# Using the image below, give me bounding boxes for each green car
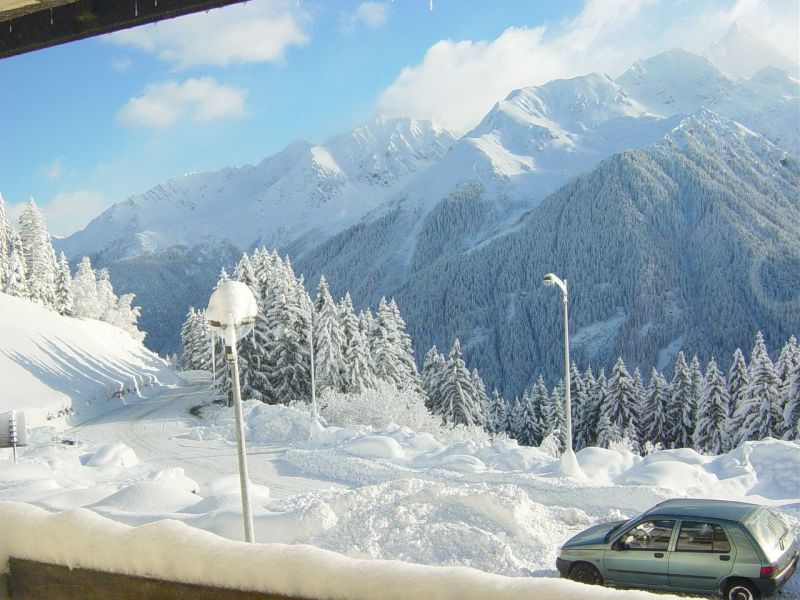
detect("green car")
[556,499,798,600]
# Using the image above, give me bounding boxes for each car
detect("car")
[556,498,798,600]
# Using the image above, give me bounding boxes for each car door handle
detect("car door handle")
[720,555,730,561]
[654,553,664,558]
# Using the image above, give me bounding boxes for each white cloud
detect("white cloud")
[107,0,309,68]
[5,191,106,237]
[378,0,799,133]
[117,78,246,128]
[40,159,64,181]
[111,57,132,72]
[341,2,391,33]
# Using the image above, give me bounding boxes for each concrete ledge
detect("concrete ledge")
[8,558,299,600]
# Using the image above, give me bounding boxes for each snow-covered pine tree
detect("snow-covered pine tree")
[509,396,524,440]
[726,347,749,447]
[438,339,480,427]
[471,368,490,429]
[595,414,620,449]
[739,332,783,441]
[54,252,73,316]
[487,389,508,435]
[591,368,608,446]
[388,299,422,393]
[632,368,647,432]
[667,352,694,449]
[516,390,539,446]
[18,199,57,307]
[574,367,597,449]
[603,357,639,447]
[371,298,401,387]
[180,308,198,369]
[0,194,12,290]
[313,276,345,392]
[547,383,567,452]
[5,247,29,298]
[643,368,670,449]
[344,325,374,394]
[569,363,590,450]
[71,257,98,318]
[784,358,800,440]
[96,269,118,321]
[695,357,729,455]
[688,356,703,449]
[530,376,549,445]
[338,293,361,391]
[107,293,145,342]
[422,346,442,412]
[776,336,799,433]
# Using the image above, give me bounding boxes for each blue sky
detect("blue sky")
[0,0,796,236]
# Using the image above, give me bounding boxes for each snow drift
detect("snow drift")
[0,292,180,426]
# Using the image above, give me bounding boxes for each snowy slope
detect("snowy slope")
[0,292,180,426]
[58,116,454,262]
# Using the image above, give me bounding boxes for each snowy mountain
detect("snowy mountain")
[59,47,799,368]
[300,109,799,395]
[59,116,454,262]
[704,23,799,80]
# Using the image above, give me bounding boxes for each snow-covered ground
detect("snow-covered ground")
[2,374,798,598]
[0,292,180,426]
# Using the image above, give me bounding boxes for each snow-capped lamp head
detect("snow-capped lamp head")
[543,272,567,296]
[206,280,257,360]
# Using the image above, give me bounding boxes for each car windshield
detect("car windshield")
[744,508,790,563]
[605,515,639,542]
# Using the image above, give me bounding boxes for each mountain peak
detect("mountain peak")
[704,23,799,79]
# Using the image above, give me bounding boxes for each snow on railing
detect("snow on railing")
[0,502,688,600]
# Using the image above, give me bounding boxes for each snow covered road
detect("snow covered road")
[69,375,346,499]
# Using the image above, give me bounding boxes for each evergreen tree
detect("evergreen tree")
[643,368,670,448]
[688,356,703,449]
[487,389,508,435]
[388,299,422,393]
[695,358,729,455]
[338,293,361,391]
[53,252,74,316]
[313,276,345,392]
[0,194,12,291]
[546,383,567,452]
[596,414,620,449]
[603,358,639,447]
[515,391,539,446]
[422,346,442,412]
[509,397,524,440]
[726,348,749,448]
[739,332,783,441]
[344,326,374,394]
[574,367,597,449]
[180,308,198,369]
[18,199,57,307]
[530,376,549,445]
[471,368,490,428]
[667,352,694,449]
[71,257,99,318]
[4,247,29,298]
[569,363,590,450]
[437,339,480,427]
[784,358,800,440]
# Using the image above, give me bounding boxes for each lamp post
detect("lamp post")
[206,280,258,543]
[543,273,582,477]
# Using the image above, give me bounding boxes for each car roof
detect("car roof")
[644,498,760,523]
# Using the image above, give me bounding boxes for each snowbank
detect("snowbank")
[0,292,180,427]
[0,501,691,600]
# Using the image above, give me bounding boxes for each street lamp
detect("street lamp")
[206,280,258,543]
[542,273,583,478]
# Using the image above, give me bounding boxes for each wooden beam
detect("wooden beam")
[0,0,249,59]
[8,558,304,600]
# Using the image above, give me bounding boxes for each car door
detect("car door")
[668,520,736,592]
[604,519,676,589]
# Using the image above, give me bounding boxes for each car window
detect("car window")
[676,521,730,552]
[620,519,675,550]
